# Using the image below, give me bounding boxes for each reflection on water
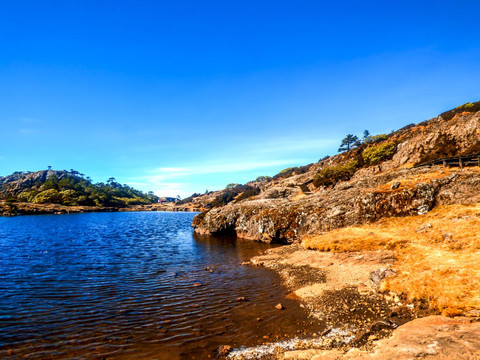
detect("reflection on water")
[0,212,322,359]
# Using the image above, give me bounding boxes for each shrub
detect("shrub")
[313,160,360,187]
[273,167,296,179]
[33,189,61,204]
[364,134,388,143]
[210,190,238,207]
[226,183,240,190]
[255,176,271,182]
[272,164,313,180]
[210,184,254,207]
[440,100,480,121]
[235,187,260,202]
[17,190,38,202]
[362,141,397,165]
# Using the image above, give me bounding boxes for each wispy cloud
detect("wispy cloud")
[148,159,300,181]
[125,136,338,197]
[126,158,301,197]
[18,128,37,135]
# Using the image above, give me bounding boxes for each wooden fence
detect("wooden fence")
[416,153,480,168]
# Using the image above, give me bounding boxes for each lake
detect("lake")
[0,212,321,359]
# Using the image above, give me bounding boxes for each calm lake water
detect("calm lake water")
[0,212,321,359]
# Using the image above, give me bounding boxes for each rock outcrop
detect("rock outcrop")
[282,316,480,360]
[193,109,480,243]
[194,167,480,243]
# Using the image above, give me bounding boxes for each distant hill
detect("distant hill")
[0,169,159,207]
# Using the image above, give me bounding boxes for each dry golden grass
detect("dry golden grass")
[374,168,461,193]
[302,204,480,315]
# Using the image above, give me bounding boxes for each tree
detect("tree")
[70,169,80,177]
[338,134,359,152]
[255,176,271,182]
[363,130,370,140]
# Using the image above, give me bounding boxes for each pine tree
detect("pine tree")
[338,134,359,152]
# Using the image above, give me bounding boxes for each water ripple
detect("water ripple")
[0,212,323,359]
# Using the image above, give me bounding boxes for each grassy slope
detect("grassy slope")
[303,187,480,316]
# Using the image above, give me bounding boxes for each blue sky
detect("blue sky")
[1,1,480,197]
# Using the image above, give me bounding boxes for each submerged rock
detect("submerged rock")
[217,344,232,356]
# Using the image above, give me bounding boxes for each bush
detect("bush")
[273,167,296,179]
[17,190,39,202]
[235,187,260,202]
[254,176,272,182]
[313,160,360,187]
[210,184,253,208]
[364,134,388,143]
[210,190,238,207]
[362,141,397,165]
[225,183,240,190]
[440,100,480,121]
[33,189,61,204]
[272,164,313,180]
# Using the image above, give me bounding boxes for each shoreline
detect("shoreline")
[0,201,202,217]
[226,243,480,359]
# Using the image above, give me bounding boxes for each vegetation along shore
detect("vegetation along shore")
[0,169,201,216]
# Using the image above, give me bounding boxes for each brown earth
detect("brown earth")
[231,242,480,360]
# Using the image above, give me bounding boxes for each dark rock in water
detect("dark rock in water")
[193,282,202,287]
[217,344,232,356]
[275,303,285,310]
[236,296,248,302]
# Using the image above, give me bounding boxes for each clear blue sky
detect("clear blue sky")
[1,1,480,197]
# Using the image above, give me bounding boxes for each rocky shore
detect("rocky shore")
[193,109,480,243]
[0,201,200,217]
[195,107,480,359]
[223,244,480,359]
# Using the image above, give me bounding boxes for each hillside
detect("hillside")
[0,169,159,215]
[191,101,480,359]
[191,101,480,242]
